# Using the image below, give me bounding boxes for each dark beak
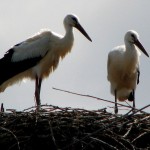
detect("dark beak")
[75,23,92,42]
[135,39,149,57]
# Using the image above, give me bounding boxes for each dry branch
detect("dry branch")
[0,104,150,150]
[53,87,150,114]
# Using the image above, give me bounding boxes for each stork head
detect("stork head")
[64,14,92,42]
[125,30,149,57]
[124,30,139,43]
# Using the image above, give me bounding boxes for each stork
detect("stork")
[107,30,149,114]
[0,14,92,110]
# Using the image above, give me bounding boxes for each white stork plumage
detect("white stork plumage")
[0,14,92,110]
[107,30,149,114]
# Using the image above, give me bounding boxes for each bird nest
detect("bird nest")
[0,104,150,150]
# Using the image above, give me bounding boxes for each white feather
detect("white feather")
[11,30,53,62]
[0,14,92,109]
[107,30,147,101]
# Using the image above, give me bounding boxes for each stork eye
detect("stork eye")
[131,34,135,39]
[72,17,78,23]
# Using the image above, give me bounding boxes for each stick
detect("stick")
[52,87,149,113]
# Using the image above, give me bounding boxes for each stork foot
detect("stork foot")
[131,107,136,113]
[36,104,41,111]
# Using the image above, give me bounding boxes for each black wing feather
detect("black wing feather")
[0,48,44,85]
[137,68,140,84]
[128,68,140,101]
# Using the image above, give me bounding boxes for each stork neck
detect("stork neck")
[61,25,74,48]
[56,25,74,58]
[64,25,74,41]
[124,42,139,67]
[123,43,139,74]
[125,42,136,55]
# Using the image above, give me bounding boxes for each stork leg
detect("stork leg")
[132,90,135,111]
[35,76,42,110]
[38,78,42,98]
[128,90,135,112]
[114,89,118,114]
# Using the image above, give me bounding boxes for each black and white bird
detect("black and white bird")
[0,14,92,110]
[107,30,149,114]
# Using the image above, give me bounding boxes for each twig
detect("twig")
[1,103,4,112]
[132,131,149,143]
[123,125,133,138]
[48,120,58,150]
[0,126,20,150]
[0,105,149,149]
[127,104,150,117]
[62,105,149,150]
[90,137,118,150]
[53,87,149,113]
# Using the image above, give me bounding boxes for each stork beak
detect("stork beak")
[75,23,92,42]
[135,39,149,57]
